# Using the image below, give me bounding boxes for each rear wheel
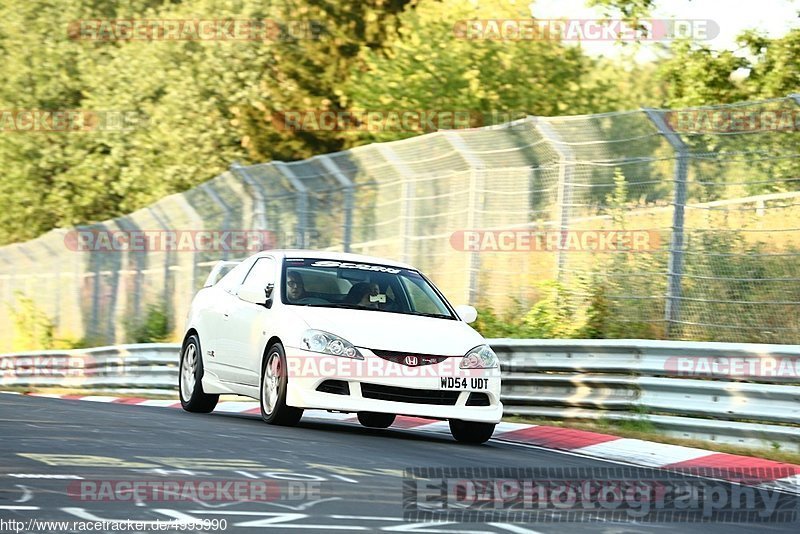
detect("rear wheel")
[260,343,303,426]
[179,334,219,413]
[357,412,396,428]
[449,419,495,444]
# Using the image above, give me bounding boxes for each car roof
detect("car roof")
[250,249,415,270]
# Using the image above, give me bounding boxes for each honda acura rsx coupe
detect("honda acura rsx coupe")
[179,250,502,443]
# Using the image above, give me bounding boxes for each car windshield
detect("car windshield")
[281,258,455,319]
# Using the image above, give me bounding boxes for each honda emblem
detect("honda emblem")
[404,355,419,366]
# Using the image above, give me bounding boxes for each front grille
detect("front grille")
[361,383,460,405]
[370,349,456,367]
[316,380,350,395]
[466,392,490,406]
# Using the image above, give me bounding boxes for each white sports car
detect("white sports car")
[179,250,502,443]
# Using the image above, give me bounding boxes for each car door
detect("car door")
[218,256,277,386]
[201,258,255,380]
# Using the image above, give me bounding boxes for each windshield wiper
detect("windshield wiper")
[307,303,390,312]
[406,312,453,319]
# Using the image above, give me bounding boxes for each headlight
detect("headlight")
[302,329,363,359]
[460,344,498,369]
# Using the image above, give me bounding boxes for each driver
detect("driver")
[286,271,307,301]
[285,270,328,305]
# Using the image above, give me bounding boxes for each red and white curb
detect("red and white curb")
[10,392,800,495]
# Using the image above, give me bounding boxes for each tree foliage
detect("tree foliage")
[0,0,798,245]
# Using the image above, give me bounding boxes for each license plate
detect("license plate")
[440,377,489,390]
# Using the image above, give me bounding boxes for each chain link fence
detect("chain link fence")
[1,95,798,350]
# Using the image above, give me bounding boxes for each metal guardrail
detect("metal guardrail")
[1,340,798,452]
[494,339,800,452]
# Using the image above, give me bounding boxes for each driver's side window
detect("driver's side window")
[238,257,276,300]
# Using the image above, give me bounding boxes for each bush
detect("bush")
[126,303,171,344]
[8,292,88,350]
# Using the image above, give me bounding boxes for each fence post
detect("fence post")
[376,145,415,264]
[274,162,309,249]
[644,108,688,338]
[534,119,574,283]
[318,155,354,253]
[230,162,268,232]
[443,131,484,305]
[200,182,234,258]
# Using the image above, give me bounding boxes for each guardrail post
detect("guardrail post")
[644,108,689,339]
[274,162,309,249]
[318,155,354,252]
[534,119,574,283]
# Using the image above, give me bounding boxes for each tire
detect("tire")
[260,343,303,426]
[357,411,396,428]
[179,334,219,413]
[449,419,496,444]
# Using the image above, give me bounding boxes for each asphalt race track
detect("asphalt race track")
[0,394,796,533]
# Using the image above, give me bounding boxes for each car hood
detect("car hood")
[286,306,485,355]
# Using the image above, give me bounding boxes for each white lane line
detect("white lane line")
[490,524,546,534]
[0,505,39,510]
[8,474,84,479]
[329,515,402,521]
[14,485,33,503]
[330,474,359,484]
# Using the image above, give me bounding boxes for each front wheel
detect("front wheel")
[357,412,396,428]
[260,343,303,426]
[179,334,219,413]
[449,419,495,444]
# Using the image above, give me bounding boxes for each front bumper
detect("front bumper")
[283,346,503,423]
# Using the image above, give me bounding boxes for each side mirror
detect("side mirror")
[264,283,275,308]
[238,285,272,308]
[454,304,478,324]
